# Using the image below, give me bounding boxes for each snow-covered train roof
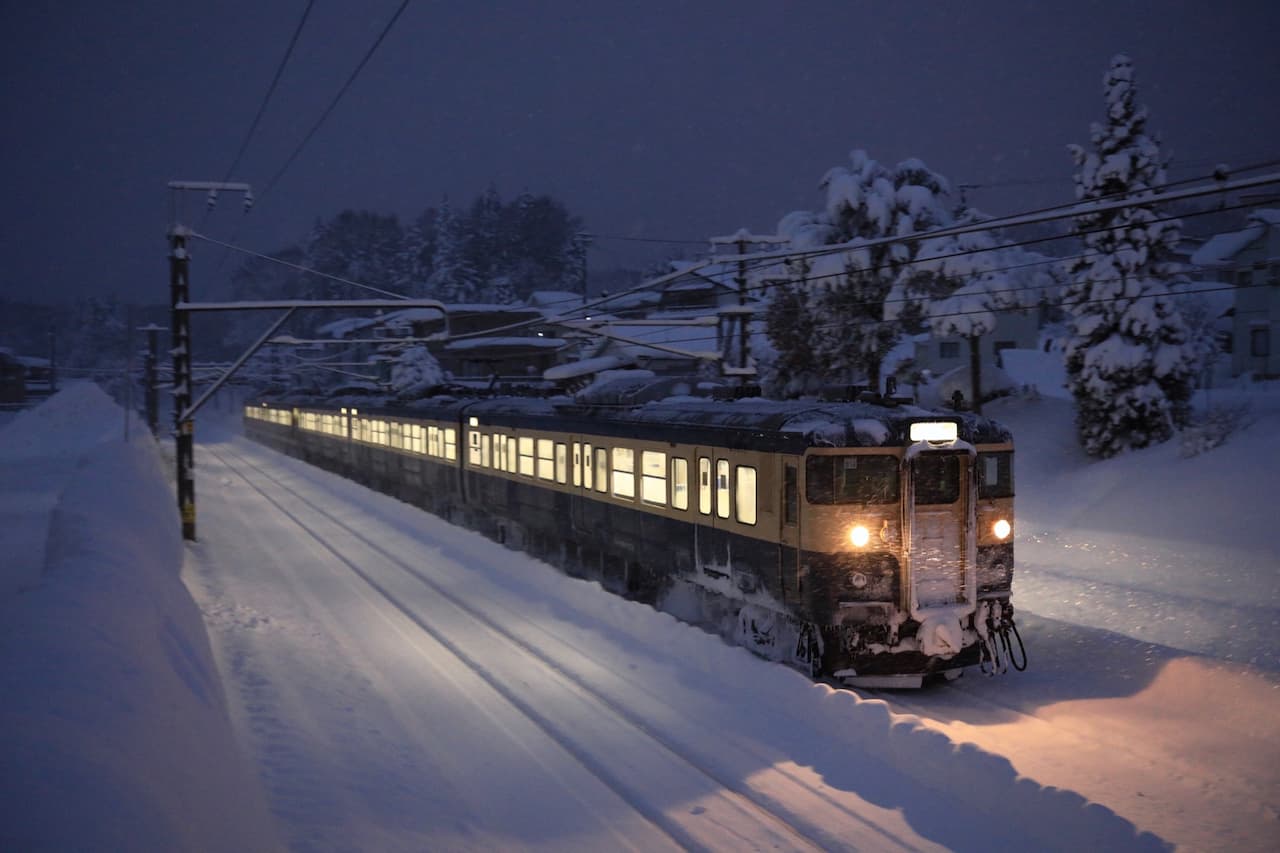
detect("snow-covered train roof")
[273,384,1011,452]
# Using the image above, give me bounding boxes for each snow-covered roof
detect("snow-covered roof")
[525,291,583,310]
[1191,210,1280,267]
[542,354,632,381]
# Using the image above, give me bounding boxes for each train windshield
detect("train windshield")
[912,453,961,504]
[806,454,899,504]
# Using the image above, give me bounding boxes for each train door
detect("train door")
[778,458,801,601]
[905,449,976,616]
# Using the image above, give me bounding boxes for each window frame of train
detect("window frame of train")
[555,442,568,485]
[715,459,730,519]
[698,456,712,515]
[640,450,667,506]
[611,447,636,500]
[594,446,609,493]
[582,443,593,490]
[468,428,483,465]
[735,465,757,525]
[671,457,690,511]
[977,451,1014,499]
[537,438,555,481]
[572,443,582,486]
[805,453,901,505]
[518,436,535,477]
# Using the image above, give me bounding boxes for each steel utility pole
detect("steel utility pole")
[168,180,253,540]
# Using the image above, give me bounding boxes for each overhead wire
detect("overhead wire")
[257,0,412,204]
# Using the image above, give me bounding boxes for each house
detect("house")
[906,309,1042,393]
[1191,209,1280,378]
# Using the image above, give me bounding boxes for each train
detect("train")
[243,378,1025,687]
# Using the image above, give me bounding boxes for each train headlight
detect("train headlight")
[849,525,871,548]
[993,519,1012,540]
[850,571,868,589]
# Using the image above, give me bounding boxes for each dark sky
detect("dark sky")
[2,1,1277,305]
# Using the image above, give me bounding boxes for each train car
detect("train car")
[243,384,1024,687]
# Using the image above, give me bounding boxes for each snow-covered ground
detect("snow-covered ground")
[1,380,1277,851]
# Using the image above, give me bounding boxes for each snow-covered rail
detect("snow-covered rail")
[205,441,924,852]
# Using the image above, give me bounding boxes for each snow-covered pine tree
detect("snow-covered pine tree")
[1063,54,1200,457]
[771,150,955,394]
[389,345,446,399]
[762,266,822,397]
[426,199,481,303]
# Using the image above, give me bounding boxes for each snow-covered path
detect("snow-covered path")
[185,431,1162,852]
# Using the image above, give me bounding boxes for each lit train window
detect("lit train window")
[428,426,440,457]
[735,466,757,525]
[555,443,568,484]
[978,452,1014,499]
[641,451,666,505]
[805,455,899,505]
[572,443,581,487]
[506,436,518,474]
[583,443,593,489]
[412,425,424,454]
[444,428,457,461]
[480,433,490,467]
[612,448,635,499]
[537,439,554,480]
[671,458,689,510]
[715,459,730,519]
[594,447,608,493]
[468,430,482,465]
[698,457,711,515]
[518,437,535,476]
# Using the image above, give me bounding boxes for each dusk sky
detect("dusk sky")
[2,1,1277,306]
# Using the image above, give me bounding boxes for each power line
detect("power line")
[218,1,315,190]
[190,231,408,300]
[258,0,412,204]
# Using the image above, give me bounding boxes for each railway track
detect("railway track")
[205,440,938,852]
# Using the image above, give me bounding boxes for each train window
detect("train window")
[537,438,554,480]
[978,452,1013,499]
[498,435,509,471]
[594,447,608,493]
[468,430,482,465]
[805,455,899,504]
[912,453,960,505]
[715,459,730,519]
[671,458,689,510]
[444,428,457,461]
[641,451,667,505]
[612,447,635,499]
[518,437,535,477]
[572,443,581,487]
[428,426,440,457]
[555,443,568,484]
[481,433,490,468]
[507,436,519,474]
[583,443,593,489]
[735,466,757,525]
[784,463,797,525]
[698,457,712,515]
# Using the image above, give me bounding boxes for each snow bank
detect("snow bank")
[0,390,278,851]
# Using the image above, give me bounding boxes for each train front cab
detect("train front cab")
[791,420,1015,686]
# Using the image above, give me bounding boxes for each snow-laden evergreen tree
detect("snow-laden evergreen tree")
[305,210,407,299]
[426,199,482,303]
[389,345,446,398]
[1063,54,1201,457]
[772,150,953,393]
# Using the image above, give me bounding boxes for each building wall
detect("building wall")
[1228,226,1280,378]
[912,310,1040,381]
